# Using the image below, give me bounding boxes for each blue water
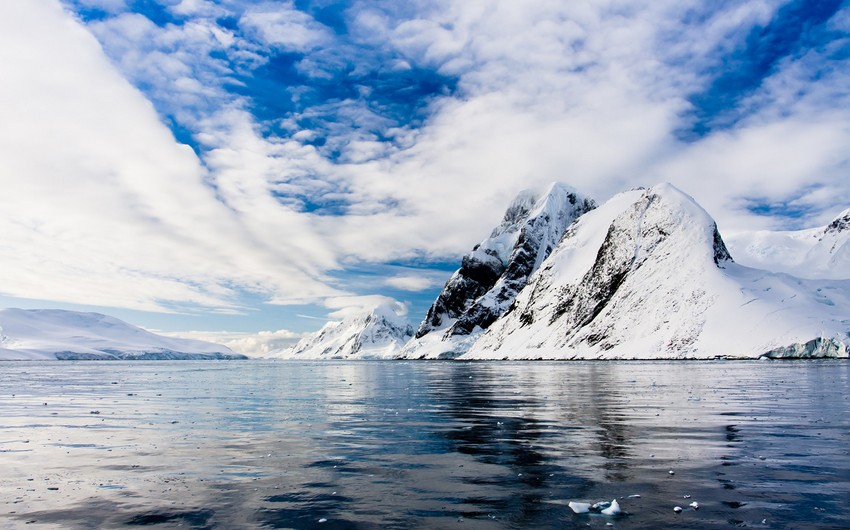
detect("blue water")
[1,360,849,529]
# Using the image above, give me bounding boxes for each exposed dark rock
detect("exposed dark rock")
[447,192,596,336]
[416,259,505,337]
[825,210,850,234]
[712,224,733,265]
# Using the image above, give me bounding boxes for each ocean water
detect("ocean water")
[1,360,849,529]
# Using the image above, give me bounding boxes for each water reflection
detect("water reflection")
[1,361,849,529]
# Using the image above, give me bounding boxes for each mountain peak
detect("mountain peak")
[825,207,850,234]
[273,303,414,360]
[405,182,595,356]
[494,189,538,234]
[466,184,848,360]
[642,183,733,266]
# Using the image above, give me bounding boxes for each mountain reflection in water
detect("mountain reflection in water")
[1,360,849,529]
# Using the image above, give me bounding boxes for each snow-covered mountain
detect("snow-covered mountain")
[0,308,245,360]
[271,303,414,359]
[724,208,850,280]
[401,182,596,359]
[462,184,849,359]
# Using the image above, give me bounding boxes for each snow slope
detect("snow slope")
[0,308,245,360]
[725,208,850,280]
[401,182,596,359]
[464,184,850,359]
[271,303,414,359]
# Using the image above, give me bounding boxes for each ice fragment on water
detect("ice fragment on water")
[568,501,591,514]
[689,501,699,510]
[673,506,683,513]
[601,499,621,516]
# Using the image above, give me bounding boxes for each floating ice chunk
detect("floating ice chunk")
[673,506,683,513]
[568,501,591,514]
[601,499,621,516]
[689,501,699,510]
[668,470,675,475]
[627,494,641,499]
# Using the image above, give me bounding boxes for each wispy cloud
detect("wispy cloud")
[383,275,442,292]
[0,1,343,312]
[2,0,849,323]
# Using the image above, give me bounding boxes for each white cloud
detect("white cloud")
[0,1,343,312]
[240,2,333,52]
[323,295,408,320]
[4,0,850,324]
[162,329,303,357]
[168,0,225,18]
[384,275,441,292]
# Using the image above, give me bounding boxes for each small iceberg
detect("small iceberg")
[601,499,621,516]
[568,501,591,514]
[568,499,625,517]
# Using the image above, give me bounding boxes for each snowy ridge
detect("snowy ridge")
[465,183,850,359]
[272,303,413,360]
[725,207,850,280]
[412,188,538,339]
[0,308,244,360]
[401,182,595,359]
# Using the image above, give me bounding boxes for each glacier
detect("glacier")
[0,308,245,360]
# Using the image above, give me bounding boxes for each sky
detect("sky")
[1,0,849,355]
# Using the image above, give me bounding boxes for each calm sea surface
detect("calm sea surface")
[1,360,849,529]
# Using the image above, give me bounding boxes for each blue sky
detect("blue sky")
[1,0,849,354]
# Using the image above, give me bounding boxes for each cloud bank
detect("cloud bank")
[1,0,848,323]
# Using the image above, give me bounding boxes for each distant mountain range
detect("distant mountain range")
[278,182,850,360]
[0,308,245,360]
[4,183,848,361]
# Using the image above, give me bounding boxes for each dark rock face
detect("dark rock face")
[713,224,733,265]
[548,221,635,332]
[532,190,733,348]
[826,211,850,234]
[415,184,596,340]
[415,256,507,338]
[415,191,537,338]
[448,193,596,336]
